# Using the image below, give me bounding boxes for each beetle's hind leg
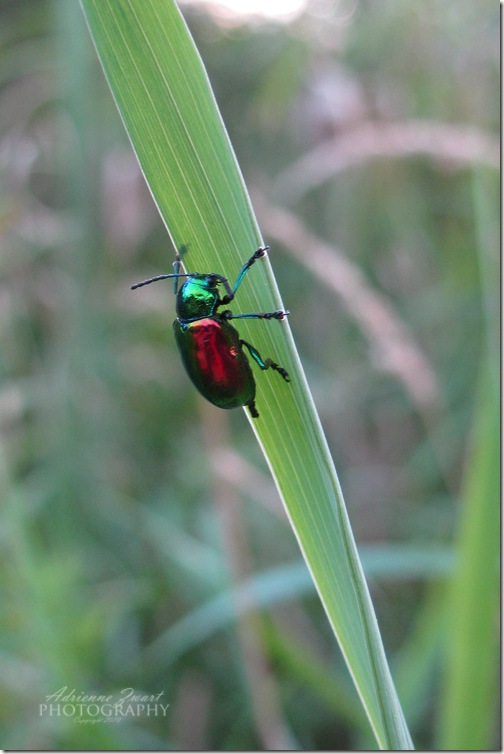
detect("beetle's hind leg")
[247,400,260,419]
[240,340,290,383]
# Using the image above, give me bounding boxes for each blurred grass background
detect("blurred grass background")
[0,0,499,750]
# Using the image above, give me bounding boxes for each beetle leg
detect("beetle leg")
[222,309,289,321]
[172,254,182,294]
[220,246,269,305]
[240,340,290,383]
[214,275,235,304]
[247,400,260,419]
[232,246,269,295]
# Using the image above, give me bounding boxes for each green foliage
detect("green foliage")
[437,169,500,749]
[81,0,411,747]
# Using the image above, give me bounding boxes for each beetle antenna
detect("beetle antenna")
[131,273,191,290]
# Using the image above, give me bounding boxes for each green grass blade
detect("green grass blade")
[437,168,500,749]
[437,363,499,749]
[80,1,412,747]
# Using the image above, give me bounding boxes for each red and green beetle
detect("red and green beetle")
[131,246,290,418]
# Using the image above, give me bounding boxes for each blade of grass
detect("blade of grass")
[80,1,412,747]
[436,168,500,749]
[437,361,499,749]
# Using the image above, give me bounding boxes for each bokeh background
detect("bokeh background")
[1,0,499,749]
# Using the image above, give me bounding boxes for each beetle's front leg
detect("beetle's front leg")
[220,246,269,305]
[222,309,289,321]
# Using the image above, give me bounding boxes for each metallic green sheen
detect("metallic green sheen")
[176,275,219,320]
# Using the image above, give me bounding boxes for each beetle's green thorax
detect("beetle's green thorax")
[176,275,219,320]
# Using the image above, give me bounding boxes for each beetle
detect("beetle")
[131,245,290,418]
